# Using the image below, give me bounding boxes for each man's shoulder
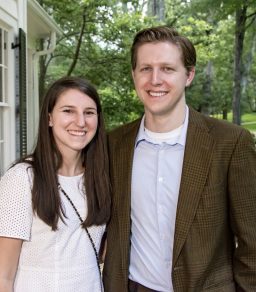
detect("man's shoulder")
[189,107,249,137]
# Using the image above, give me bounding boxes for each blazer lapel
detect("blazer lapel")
[173,109,215,267]
[113,120,141,270]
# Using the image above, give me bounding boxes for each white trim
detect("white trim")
[0,24,15,175]
[26,0,62,153]
[0,0,18,28]
[0,0,62,174]
[28,0,62,36]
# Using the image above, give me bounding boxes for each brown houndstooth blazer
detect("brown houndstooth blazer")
[103,107,256,292]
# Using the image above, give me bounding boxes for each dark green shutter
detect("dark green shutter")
[19,28,27,157]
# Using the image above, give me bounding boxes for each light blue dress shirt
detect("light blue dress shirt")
[129,106,189,292]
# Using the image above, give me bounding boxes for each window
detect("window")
[0,26,8,177]
[0,107,4,177]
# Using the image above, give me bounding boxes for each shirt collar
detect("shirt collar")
[135,105,189,147]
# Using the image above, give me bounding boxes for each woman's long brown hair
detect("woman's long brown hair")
[18,76,111,230]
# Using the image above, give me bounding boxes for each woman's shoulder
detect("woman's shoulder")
[0,161,34,241]
[7,161,33,175]
[1,161,34,187]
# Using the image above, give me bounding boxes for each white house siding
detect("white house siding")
[0,0,20,176]
[0,0,61,177]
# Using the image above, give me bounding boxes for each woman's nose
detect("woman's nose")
[75,113,86,127]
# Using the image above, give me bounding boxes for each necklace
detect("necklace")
[58,184,103,291]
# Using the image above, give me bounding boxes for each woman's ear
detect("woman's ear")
[49,114,53,127]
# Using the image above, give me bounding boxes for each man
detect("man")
[103,26,256,291]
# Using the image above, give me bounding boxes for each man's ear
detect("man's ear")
[186,67,195,87]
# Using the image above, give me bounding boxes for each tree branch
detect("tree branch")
[245,13,256,29]
[67,8,87,76]
[246,10,256,19]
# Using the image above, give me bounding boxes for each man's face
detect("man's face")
[132,42,195,124]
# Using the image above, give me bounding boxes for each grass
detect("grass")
[242,123,256,132]
[239,113,256,133]
[240,112,256,124]
[213,112,256,133]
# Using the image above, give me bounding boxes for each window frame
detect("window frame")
[0,25,8,177]
[0,22,16,178]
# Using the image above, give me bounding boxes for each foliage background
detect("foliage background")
[37,0,256,131]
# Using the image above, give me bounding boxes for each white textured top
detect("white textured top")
[0,163,105,292]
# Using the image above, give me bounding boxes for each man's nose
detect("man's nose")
[151,69,163,85]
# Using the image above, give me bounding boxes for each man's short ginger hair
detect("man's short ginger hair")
[131,25,196,73]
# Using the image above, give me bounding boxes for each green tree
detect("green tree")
[37,0,256,128]
[39,0,158,128]
[188,0,256,124]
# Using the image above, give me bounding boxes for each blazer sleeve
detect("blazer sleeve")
[228,129,256,289]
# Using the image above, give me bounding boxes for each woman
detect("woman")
[0,76,111,292]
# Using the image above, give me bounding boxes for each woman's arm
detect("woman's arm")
[0,237,22,292]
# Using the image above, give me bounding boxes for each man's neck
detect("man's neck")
[144,105,186,133]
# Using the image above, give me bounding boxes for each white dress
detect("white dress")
[0,163,105,292]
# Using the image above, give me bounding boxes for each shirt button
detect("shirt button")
[158,177,163,182]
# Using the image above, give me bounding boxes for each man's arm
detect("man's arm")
[229,130,256,290]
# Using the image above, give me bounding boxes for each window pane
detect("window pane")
[0,107,3,177]
[0,68,2,102]
[4,67,7,102]
[4,30,7,66]
[0,107,2,139]
[0,142,3,177]
[0,29,2,64]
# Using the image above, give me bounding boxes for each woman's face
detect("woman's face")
[49,88,98,157]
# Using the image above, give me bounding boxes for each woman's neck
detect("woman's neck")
[58,166,84,177]
[58,153,84,177]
